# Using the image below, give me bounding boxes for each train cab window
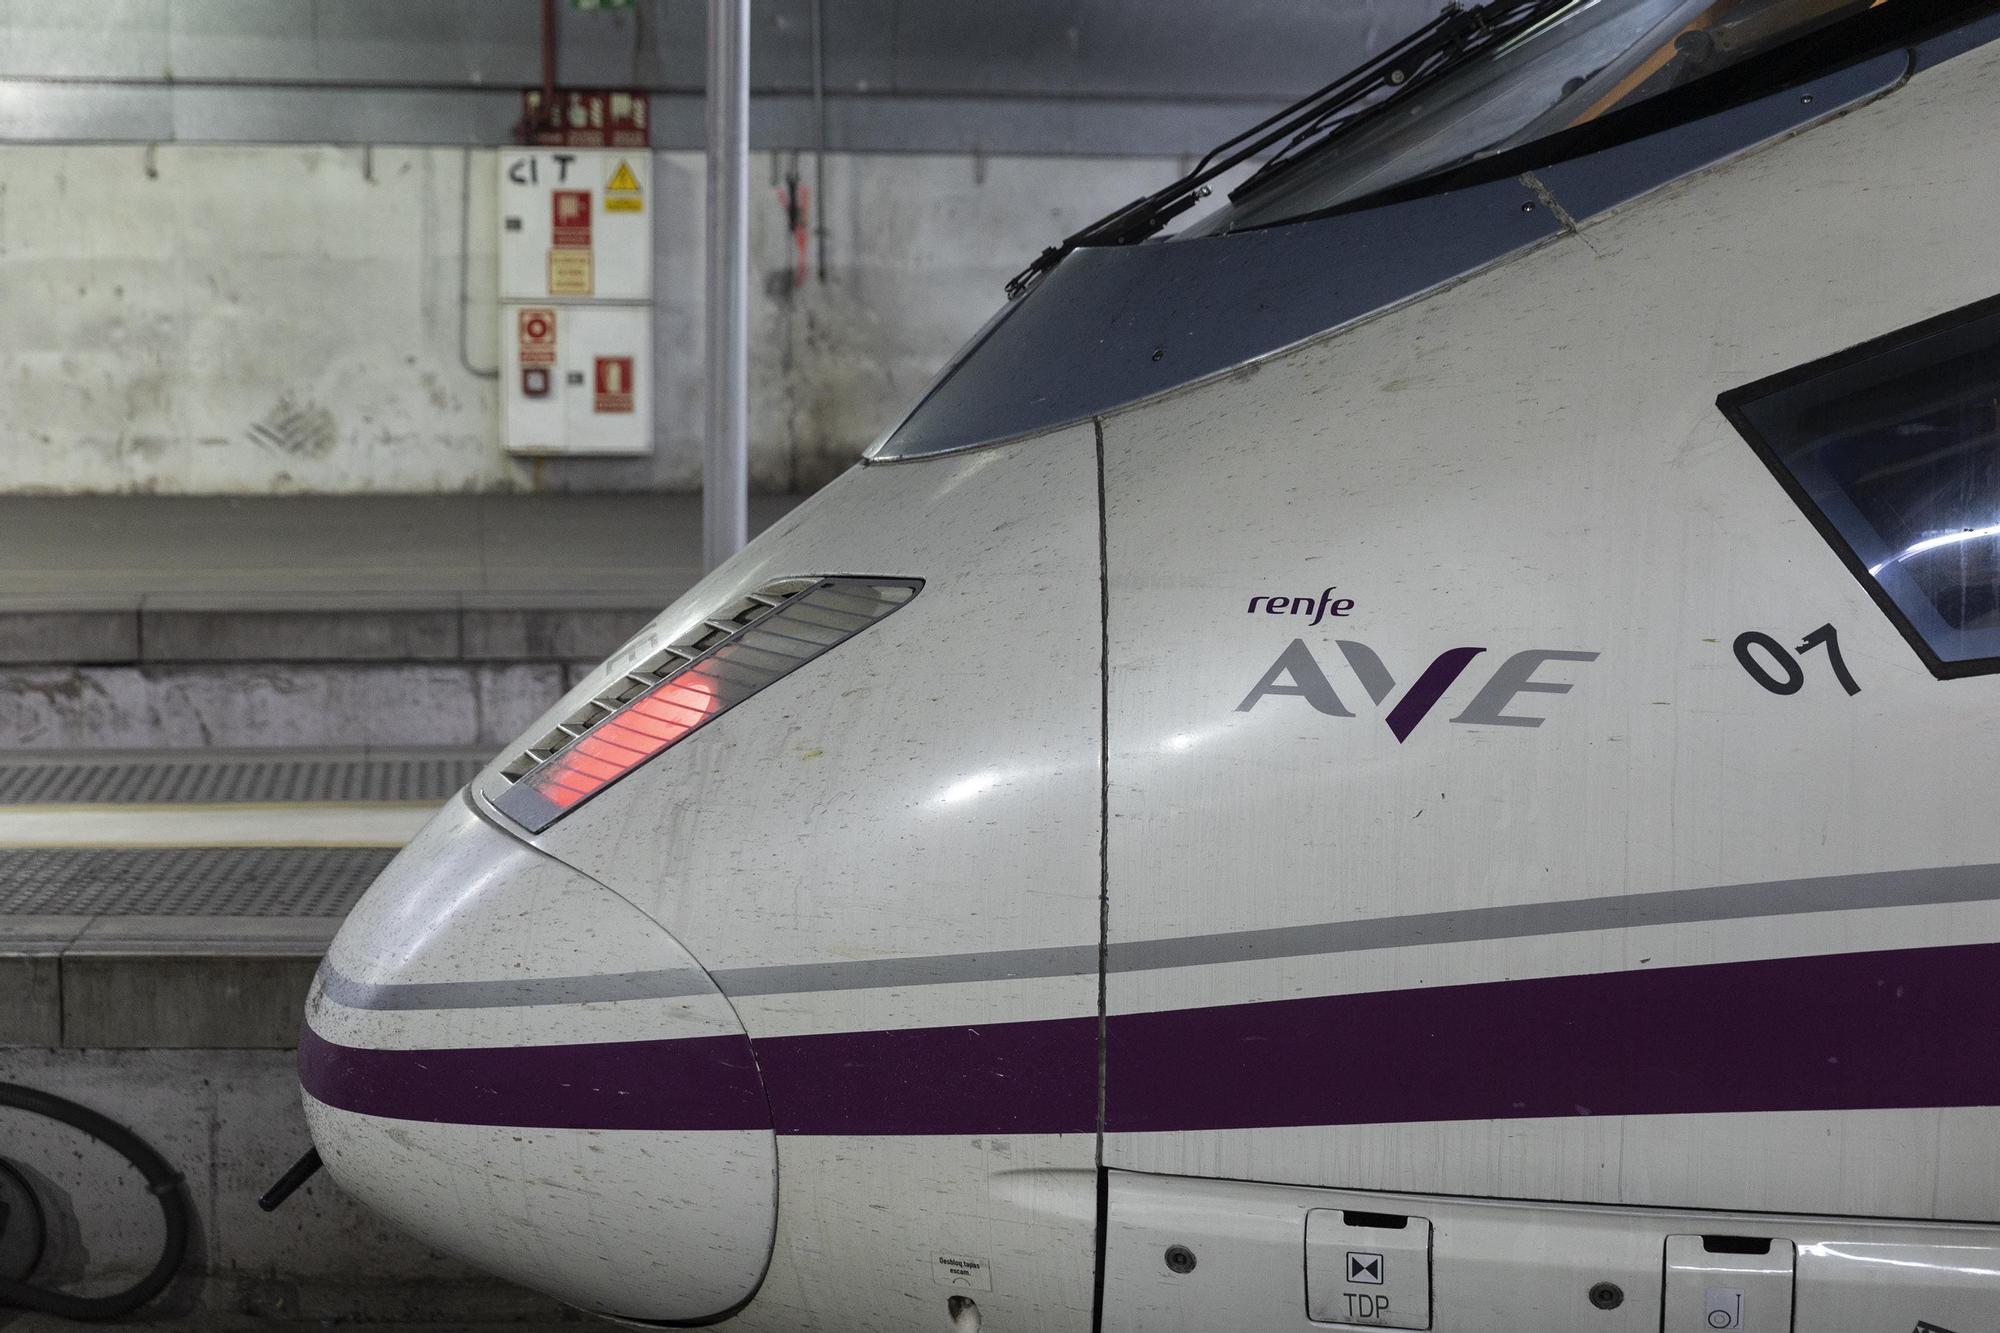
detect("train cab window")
[1721,297,2000,678]
[1198,0,1890,235]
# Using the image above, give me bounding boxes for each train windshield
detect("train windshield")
[1201,0,1881,234]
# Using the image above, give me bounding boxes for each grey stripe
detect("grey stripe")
[319,862,2000,1012]
[317,964,715,1011]
[317,948,1100,1012]
[1107,862,2000,974]
[717,947,1100,996]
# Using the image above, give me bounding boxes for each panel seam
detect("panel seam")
[1090,414,1112,1333]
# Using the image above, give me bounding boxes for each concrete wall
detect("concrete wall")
[0,143,1173,495]
[0,1048,576,1323]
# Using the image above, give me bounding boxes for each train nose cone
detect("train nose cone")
[298,798,776,1323]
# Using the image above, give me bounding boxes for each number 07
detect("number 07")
[1733,623,1860,696]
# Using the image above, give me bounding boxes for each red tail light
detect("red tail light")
[493,578,919,833]
[527,671,721,811]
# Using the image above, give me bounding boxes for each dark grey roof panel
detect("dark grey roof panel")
[875,19,1994,462]
[1911,8,2000,72]
[1535,51,1908,223]
[876,174,1557,460]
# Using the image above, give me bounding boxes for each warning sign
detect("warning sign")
[517,308,557,366]
[551,190,592,248]
[594,356,634,413]
[931,1253,993,1291]
[547,249,592,295]
[605,159,644,212]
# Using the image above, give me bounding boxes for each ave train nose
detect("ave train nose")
[298,796,778,1323]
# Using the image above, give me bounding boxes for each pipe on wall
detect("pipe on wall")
[811,0,829,282]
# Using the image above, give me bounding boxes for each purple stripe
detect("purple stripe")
[299,1026,772,1131]
[1383,646,1485,741]
[753,1016,1099,1136]
[1106,943,2000,1132]
[301,944,2000,1136]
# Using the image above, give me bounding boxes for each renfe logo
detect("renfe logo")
[1247,587,1355,626]
[1237,639,1599,742]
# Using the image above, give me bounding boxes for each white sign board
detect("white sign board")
[500,303,652,456]
[498,150,652,302]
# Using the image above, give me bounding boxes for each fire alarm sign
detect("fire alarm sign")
[517,308,557,366]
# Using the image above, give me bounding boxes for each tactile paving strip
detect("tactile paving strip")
[0,846,397,916]
[0,755,485,805]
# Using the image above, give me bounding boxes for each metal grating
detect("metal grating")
[0,755,486,806]
[0,846,396,916]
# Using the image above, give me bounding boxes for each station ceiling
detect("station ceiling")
[0,0,1441,154]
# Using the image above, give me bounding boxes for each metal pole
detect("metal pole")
[703,0,750,571]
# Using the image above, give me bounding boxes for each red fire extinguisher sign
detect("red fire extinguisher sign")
[594,356,635,413]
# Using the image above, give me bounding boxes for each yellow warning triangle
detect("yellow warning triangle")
[607,160,641,193]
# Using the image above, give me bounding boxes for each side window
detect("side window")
[1721,297,2000,678]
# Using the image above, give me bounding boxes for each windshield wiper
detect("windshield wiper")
[1004,0,1575,300]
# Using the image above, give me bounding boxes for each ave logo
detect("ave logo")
[1236,638,1599,742]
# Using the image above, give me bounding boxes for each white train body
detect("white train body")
[300,6,2000,1329]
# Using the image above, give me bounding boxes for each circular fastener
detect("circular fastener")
[1151,347,1166,362]
[1800,93,1815,104]
[1708,1311,1733,1329]
[1588,1281,1625,1310]
[1164,1244,1197,1274]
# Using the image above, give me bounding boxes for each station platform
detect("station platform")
[0,747,483,1050]
[0,743,585,1323]
[0,493,829,1043]
[0,492,804,600]
[0,492,806,749]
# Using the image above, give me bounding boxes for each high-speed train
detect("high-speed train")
[298,2,2000,1329]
